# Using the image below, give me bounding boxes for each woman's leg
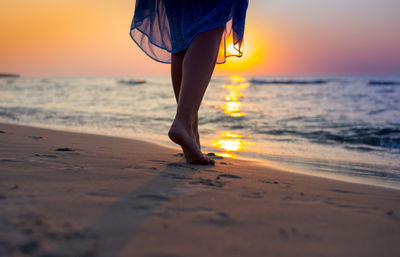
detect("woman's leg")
[171,50,200,148]
[169,26,224,164]
[171,50,185,103]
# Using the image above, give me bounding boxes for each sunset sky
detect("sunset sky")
[0,0,399,77]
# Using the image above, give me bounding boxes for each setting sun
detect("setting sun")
[226,43,241,57]
[217,26,264,74]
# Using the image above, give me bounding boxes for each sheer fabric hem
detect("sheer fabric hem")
[130,17,242,64]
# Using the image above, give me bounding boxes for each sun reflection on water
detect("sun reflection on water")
[221,76,249,117]
[212,132,254,156]
[212,76,255,156]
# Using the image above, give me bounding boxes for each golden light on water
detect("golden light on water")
[213,139,242,151]
[211,75,255,155]
[212,132,254,154]
[212,130,254,156]
[225,101,241,112]
[221,75,249,117]
[230,75,246,84]
[221,132,242,138]
[223,83,249,90]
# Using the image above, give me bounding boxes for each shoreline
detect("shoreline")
[2,121,399,191]
[1,122,400,256]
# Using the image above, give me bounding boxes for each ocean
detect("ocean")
[1,75,399,189]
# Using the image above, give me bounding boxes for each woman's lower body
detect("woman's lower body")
[130,0,248,163]
[169,26,224,164]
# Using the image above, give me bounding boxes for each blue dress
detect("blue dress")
[130,0,249,64]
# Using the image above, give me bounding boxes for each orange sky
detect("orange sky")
[1,0,399,77]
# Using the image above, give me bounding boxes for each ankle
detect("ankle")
[172,117,193,132]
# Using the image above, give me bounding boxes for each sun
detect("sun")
[218,26,264,73]
[226,43,237,55]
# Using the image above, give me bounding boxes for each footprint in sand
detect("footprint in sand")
[260,180,293,189]
[189,178,224,188]
[167,162,194,170]
[259,179,280,185]
[163,206,214,213]
[122,165,157,171]
[55,147,74,152]
[279,227,322,241]
[54,148,81,156]
[323,200,365,210]
[86,191,114,198]
[137,194,171,202]
[143,253,182,257]
[239,192,264,199]
[153,207,234,227]
[194,210,235,227]
[6,211,97,255]
[134,165,157,170]
[148,159,167,163]
[386,210,394,216]
[330,189,363,195]
[203,169,220,173]
[0,158,20,163]
[31,154,57,159]
[28,136,44,140]
[132,205,153,211]
[217,174,241,179]
[58,165,83,173]
[161,172,189,180]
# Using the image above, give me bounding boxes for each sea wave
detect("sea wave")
[260,127,400,150]
[249,79,328,85]
[367,80,400,86]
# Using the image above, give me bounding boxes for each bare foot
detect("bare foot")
[168,119,214,164]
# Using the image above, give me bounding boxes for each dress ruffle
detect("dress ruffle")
[130,0,249,64]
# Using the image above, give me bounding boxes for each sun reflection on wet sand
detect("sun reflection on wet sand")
[212,76,255,156]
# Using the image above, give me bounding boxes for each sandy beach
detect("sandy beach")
[1,122,399,257]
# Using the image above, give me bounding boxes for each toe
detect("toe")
[207,157,215,165]
[203,156,215,165]
[188,156,215,165]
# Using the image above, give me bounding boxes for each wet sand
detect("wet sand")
[1,122,400,257]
